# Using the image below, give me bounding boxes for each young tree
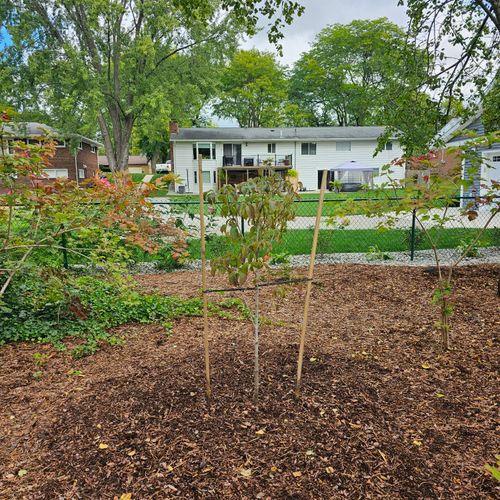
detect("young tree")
[0,108,184,299]
[328,132,499,350]
[207,174,297,402]
[213,49,289,127]
[0,1,303,171]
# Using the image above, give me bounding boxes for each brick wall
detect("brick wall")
[48,142,99,181]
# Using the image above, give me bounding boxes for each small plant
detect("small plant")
[457,238,481,258]
[67,369,83,376]
[485,455,500,482]
[286,169,299,178]
[270,252,291,265]
[33,352,50,368]
[366,245,392,261]
[329,180,343,193]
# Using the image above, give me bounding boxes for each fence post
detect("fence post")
[61,231,69,269]
[241,216,245,235]
[410,208,417,261]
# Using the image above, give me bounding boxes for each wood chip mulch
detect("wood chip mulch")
[0,264,499,499]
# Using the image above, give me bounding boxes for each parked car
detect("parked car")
[155,161,171,173]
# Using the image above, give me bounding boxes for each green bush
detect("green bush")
[130,173,146,183]
[0,269,249,357]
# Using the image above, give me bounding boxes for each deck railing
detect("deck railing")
[222,154,292,168]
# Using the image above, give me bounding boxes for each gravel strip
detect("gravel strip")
[131,246,500,274]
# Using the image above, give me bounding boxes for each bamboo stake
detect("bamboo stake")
[198,154,212,399]
[295,169,328,397]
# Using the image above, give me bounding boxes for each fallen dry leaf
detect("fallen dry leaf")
[239,468,252,478]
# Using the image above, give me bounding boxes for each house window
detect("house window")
[91,145,98,154]
[213,170,217,183]
[301,143,317,155]
[268,143,276,153]
[336,141,351,151]
[492,156,500,162]
[193,142,216,160]
[44,169,68,179]
[55,140,66,148]
[27,138,40,146]
[194,170,211,184]
[78,142,83,150]
[79,168,85,179]
[384,142,393,151]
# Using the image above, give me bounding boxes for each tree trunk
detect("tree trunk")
[150,149,160,174]
[253,283,260,403]
[441,297,451,350]
[98,111,135,173]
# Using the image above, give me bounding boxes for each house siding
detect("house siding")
[173,138,404,192]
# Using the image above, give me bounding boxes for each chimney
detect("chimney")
[169,120,179,135]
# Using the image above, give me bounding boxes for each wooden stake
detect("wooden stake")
[198,154,212,399]
[295,169,328,397]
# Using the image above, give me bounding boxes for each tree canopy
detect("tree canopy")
[402,0,500,114]
[213,49,289,128]
[0,0,304,170]
[288,18,445,154]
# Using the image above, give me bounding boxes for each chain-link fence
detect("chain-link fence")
[151,197,500,264]
[3,197,497,270]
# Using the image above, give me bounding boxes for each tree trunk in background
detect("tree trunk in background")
[150,150,160,174]
[98,109,135,173]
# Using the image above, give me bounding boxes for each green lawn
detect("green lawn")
[151,190,398,217]
[187,227,499,259]
[149,190,460,217]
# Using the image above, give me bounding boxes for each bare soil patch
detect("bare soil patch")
[1,264,499,498]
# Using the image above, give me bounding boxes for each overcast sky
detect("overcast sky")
[241,0,409,66]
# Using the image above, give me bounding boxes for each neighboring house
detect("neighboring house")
[3,122,101,182]
[169,122,403,192]
[98,155,152,174]
[437,111,500,202]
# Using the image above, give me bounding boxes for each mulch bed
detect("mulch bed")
[1,264,499,499]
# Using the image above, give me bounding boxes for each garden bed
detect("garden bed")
[1,264,499,498]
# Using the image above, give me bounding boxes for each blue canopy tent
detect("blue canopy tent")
[329,160,379,191]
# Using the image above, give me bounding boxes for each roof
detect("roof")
[98,155,149,166]
[330,160,378,171]
[436,110,483,144]
[171,126,390,142]
[3,122,102,147]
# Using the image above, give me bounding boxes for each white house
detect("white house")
[169,124,403,192]
[437,111,500,201]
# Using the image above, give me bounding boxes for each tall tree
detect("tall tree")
[213,49,289,127]
[288,18,445,154]
[0,1,304,171]
[402,0,500,116]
